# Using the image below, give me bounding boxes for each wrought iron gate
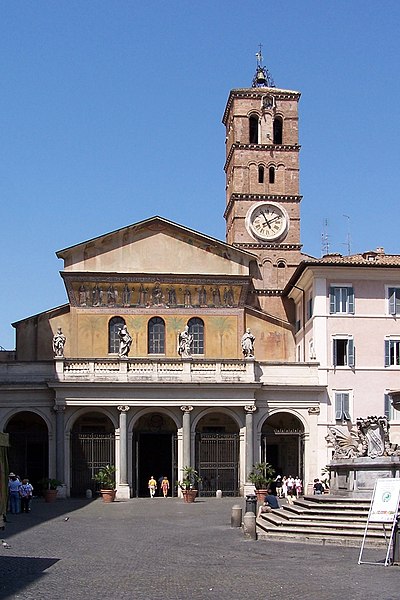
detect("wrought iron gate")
[71,433,115,496]
[196,433,239,496]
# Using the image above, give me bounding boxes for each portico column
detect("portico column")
[54,405,66,483]
[244,405,257,480]
[180,405,193,467]
[117,405,130,499]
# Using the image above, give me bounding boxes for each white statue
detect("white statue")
[241,328,255,358]
[177,325,193,358]
[52,327,66,357]
[118,325,132,357]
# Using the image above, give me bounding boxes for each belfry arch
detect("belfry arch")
[261,412,305,479]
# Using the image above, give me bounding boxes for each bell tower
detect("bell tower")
[222,49,302,313]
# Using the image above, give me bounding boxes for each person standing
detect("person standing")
[148,475,157,498]
[20,478,34,513]
[8,473,21,514]
[161,476,170,498]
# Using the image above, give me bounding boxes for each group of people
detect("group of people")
[274,475,303,500]
[148,475,170,498]
[7,473,34,514]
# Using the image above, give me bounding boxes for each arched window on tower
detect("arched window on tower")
[273,117,283,144]
[109,316,125,354]
[258,165,264,184]
[249,115,259,144]
[148,317,165,354]
[269,166,275,184]
[188,317,204,355]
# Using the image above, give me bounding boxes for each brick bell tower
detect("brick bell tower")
[222,49,302,318]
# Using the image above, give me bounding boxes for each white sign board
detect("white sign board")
[369,478,400,523]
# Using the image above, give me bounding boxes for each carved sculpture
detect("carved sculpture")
[52,327,66,358]
[327,416,400,459]
[241,328,255,358]
[118,325,132,358]
[177,325,193,358]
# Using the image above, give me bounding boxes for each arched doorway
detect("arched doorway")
[5,411,48,490]
[261,412,304,479]
[195,412,239,496]
[133,413,177,497]
[70,412,115,496]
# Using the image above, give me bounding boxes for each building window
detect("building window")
[268,166,275,183]
[109,316,125,354]
[335,392,351,422]
[258,165,264,183]
[307,295,313,320]
[384,393,397,421]
[249,115,258,144]
[333,337,355,367]
[388,287,400,315]
[188,317,204,355]
[329,286,354,314]
[385,338,400,366]
[273,117,283,144]
[148,317,165,354]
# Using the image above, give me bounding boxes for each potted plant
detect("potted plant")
[39,477,63,503]
[93,465,116,503]
[248,462,275,502]
[177,466,201,503]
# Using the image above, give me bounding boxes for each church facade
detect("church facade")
[1,62,398,498]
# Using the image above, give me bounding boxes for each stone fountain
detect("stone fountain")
[327,416,400,497]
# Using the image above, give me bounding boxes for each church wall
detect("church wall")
[246,313,294,361]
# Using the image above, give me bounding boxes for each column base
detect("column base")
[116,484,130,500]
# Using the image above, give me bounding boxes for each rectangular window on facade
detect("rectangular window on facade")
[329,286,354,314]
[384,339,400,366]
[388,287,400,315]
[333,337,355,367]
[307,296,313,320]
[384,393,397,421]
[335,392,351,422]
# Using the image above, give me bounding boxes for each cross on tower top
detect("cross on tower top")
[252,43,275,88]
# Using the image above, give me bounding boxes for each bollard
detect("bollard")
[86,489,93,499]
[216,489,222,499]
[245,494,257,515]
[243,511,257,540]
[231,504,242,528]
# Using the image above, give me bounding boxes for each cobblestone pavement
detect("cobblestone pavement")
[0,496,399,600]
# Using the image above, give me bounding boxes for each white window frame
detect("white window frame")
[384,393,399,421]
[332,335,355,367]
[329,285,354,314]
[387,286,400,316]
[384,337,400,367]
[334,390,352,423]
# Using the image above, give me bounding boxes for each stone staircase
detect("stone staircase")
[256,495,387,547]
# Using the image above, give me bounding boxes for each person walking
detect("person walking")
[161,476,170,498]
[148,476,157,498]
[8,473,21,514]
[20,478,34,513]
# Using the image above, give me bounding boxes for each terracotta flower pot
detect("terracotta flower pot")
[182,489,198,503]
[255,489,269,503]
[100,489,116,503]
[44,489,58,503]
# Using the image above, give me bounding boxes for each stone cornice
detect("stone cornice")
[233,243,302,251]
[222,88,301,124]
[224,194,302,219]
[224,143,300,171]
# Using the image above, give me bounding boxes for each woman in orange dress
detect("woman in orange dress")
[161,476,170,498]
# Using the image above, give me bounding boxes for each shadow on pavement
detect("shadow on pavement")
[0,555,59,598]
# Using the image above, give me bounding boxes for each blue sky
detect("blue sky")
[1,1,399,349]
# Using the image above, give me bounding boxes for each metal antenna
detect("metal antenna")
[321,218,330,256]
[343,214,351,255]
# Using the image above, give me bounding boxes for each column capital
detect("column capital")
[180,405,194,413]
[117,405,130,413]
[53,404,66,413]
[244,404,257,413]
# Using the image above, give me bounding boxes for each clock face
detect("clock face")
[245,202,289,241]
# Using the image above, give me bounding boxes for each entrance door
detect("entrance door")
[135,433,177,497]
[70,433,115,496]
[196,433,239,496]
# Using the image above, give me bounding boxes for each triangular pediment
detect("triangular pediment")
[57,216,255,276]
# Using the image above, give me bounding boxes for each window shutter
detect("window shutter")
[348,287,355,314]
[385,340,391,367]
[384,394,391,420]
[348,338,355,367]
[343,394,351,420]
[332,339,337,366]
[335,393,343,420]
[329,288,336,313]
[396,289,400,315]
[389,288,396,315]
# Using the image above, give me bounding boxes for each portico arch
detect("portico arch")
[5,411,49,490]
[261,411,305,480]
[195,410,240,496]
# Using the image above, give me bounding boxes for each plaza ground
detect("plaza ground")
[0,496,398,600]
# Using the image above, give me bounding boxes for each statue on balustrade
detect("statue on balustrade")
[241,328,255,358]
[53,327,66,358]
[118,324,132,358]
[177,325,193,358]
